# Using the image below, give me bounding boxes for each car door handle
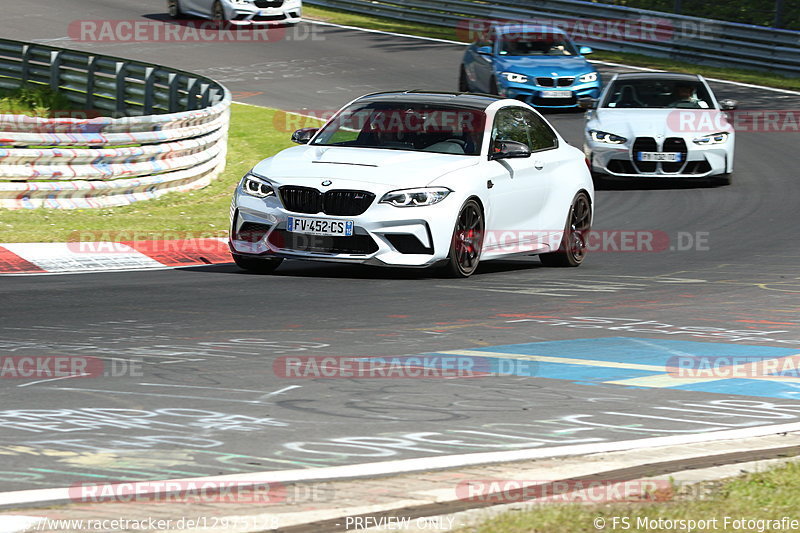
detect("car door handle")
[534,161,544,170]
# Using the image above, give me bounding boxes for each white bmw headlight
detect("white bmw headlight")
[579,72,598,83]
[242,173,276,199]
[589,130,627,144]
[502,72,529,84]
[693,132,729,145]
[380,188,451,207]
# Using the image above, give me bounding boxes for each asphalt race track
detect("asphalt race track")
[1,0,800,494]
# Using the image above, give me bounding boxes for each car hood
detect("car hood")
[252,145,479,187]
[589,108,732,138]
[495,55,594,77]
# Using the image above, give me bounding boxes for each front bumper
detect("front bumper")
[229,191,456,267]
[585,136,732,178]
[224,2,301,24]
[500,81,601,109]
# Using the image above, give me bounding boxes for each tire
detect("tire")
[488,76,500,96]
[167,0,182,18]
[232,254,283,274]
[539,192,592,267]
[459,67,470,92]
[443,199,484,278]
[212,0,226,24]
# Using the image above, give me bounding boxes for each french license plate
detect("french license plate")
[638,152,682,162]
[540,91,571,98]
[287,216,353,237]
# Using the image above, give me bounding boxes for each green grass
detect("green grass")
[304,5,800,91]
[0,104,323,243]
[456,460,800,532]
[0,85,77,117]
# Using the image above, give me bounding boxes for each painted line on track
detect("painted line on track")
[439,338,800,399]
[307,20,800,95]
[2,421,800,508]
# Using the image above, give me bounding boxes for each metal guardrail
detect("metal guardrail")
[0,38,231,209]
[306,0,800,77]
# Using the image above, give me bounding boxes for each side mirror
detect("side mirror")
[291,127,318,144]
[489,140,531,160]
[476,45,493,56]
[579,46,593,55]
[719,99,738,110]
[578,97,598,109]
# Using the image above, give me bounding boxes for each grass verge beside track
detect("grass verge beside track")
[0,104,321,243]
[455,460,800,532]
[304,6,800,91]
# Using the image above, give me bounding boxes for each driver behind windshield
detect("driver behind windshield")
[499,35,575,56]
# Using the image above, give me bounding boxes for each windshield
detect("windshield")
[603,79,713,109]
[311,102,487,156]
[499,35,576,56]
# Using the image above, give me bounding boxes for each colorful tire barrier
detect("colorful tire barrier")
[0,39,231,209]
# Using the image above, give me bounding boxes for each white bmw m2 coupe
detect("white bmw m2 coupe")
[229,91,594,277]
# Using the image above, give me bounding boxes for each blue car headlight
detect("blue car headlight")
[501,72,529,84]
[579,72,599,83]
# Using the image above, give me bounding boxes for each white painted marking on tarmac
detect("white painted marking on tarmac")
[2,421,800,508]
[17,373,89,388]
[138,383,274,393]
[263,385,302,397]
[55,387,264,404]
[0,516,46,533]
[305,19,800,95]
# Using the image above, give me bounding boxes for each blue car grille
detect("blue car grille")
[536,77,575,87]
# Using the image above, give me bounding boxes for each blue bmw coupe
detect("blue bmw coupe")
[460,24,601,109]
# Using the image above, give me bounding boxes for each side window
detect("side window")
[522,110,558,151]
[477,29,495,49]
[492,108,530,149]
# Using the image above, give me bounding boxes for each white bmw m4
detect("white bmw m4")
[229,91,594,277]
[583,73,737,184]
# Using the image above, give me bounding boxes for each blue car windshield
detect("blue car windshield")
[499,36,577,56]
[311,103,487,156]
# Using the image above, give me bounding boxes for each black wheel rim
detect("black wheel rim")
[567,195,591,261]
[168,1,177,16]
[214,3,224,21]
[454,202,483,275]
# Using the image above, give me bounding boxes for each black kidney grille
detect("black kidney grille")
[324,190,376,216]
[280,186,323,214]
[557,77,575,86]
[632,137,658,173]
[254,0,284,7]
[536,77,555,87]
[661,137,688,173]
[279,187,375,216]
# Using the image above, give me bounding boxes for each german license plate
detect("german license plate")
[540,91,571,98]
[638,152,682,162]
[287,216,353,236]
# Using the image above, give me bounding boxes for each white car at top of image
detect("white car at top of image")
[228,91,594,277]
[168,0,302,25]
[583,72,737,183]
